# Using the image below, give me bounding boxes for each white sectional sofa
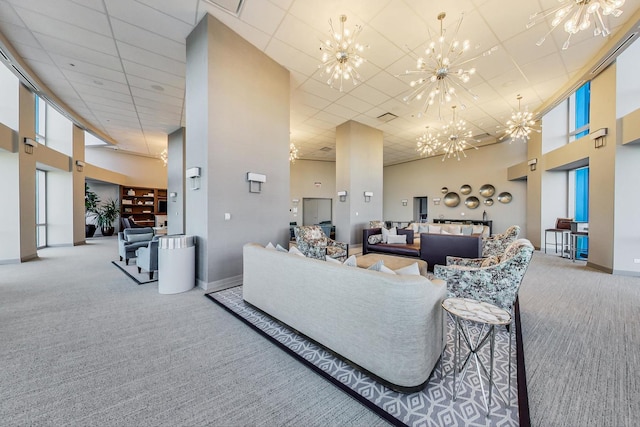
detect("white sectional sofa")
[242,242,447,392]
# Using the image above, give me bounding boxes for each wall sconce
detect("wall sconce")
[186,167,201,190]
[433,197,441,205]
[292,198,299,204]
[337,191,347,202]
[528,158,538,171]
[23,137,36,154]
[401,199,408,206]
[314,181,322,188]
[247,172,266,193]
[364,191,373,203]
[75,160,85,172]
[591,127,608,149]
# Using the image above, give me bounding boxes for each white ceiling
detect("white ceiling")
[0,0,639,165]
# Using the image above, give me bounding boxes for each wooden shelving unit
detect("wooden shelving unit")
[120,186,167,227]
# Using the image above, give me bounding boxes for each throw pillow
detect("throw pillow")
[386,234,407,244]
[394,262,421,276]
[445,224,462,234]
[441,230,451,235]
[367,234,383,245]
[265,242,276,250]
[428,225,442,234]
[325,256,341,264]
[381,226,397,243]
[288,246,305,256]
[461,225,473,235]
[481,255,500,267]
[367,260,395,274]
[276,244,288,252]
[472,225,485,235]
[407,223,419,233]
[325,254,358,267]
[127,232,153,243]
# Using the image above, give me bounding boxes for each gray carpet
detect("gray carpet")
[1,238,638,426]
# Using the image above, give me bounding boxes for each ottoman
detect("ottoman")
[357,253,429,277]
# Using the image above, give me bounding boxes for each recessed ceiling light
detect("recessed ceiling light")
[69,63,75,67]
[151,84,164,91]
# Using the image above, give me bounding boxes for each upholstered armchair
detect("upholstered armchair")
[118,227,155,265]
[136,236,160,279]
[369,220,385,229]
[434,238,534,311]
[294,225,348,261]
[481,225,520,257]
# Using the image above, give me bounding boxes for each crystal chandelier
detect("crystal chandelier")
[160,149,168,167]
[439,106,477,161]
[527,0,626,50]
[416,128,441,156]
[398,12,497,119]
[319,15,367,92]
[501,95,540,142]
[289,142,299,163]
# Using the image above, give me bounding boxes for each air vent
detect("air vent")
[377,112,398,122]
[319,146,332,152]
[590,32,637,75]
[202,0,245,17]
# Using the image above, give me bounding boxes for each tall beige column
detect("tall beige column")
[335,120,383,245]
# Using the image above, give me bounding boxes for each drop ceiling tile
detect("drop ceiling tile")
[265,37,319,75]
[348,82,390,106]
[12,0,111,35]
[0,1,24,27]
[0,20,42,49]
[122,60,185,89]
[71,81,132,100]
[201,3,271,51]
[298,78,343,102]
[368,1,427,52]
[292,89,333,110]
[135,0,199,25]
[53,56,126,84]
[69,0,105,12]
[364,70,407,98]
[25,19,117,56]
[110,18,185,62]
[36,36,122,69]
[322,102,358,120]
[479,0,533,42]
[131,88,183,107]
[240,0,286,35]
[127,74,184,99]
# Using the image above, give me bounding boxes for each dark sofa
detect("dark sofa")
[362,228,482,271]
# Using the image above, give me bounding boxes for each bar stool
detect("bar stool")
[544,217,572,256]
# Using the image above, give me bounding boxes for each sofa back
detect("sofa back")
[420,233,482,271]
[242,242,446,391]
[362,227,414,255]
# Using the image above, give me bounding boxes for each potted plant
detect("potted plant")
[95,199,119,237]
[85,183,100,238]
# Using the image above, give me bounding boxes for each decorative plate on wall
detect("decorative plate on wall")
[465,196,480,209]
[479,184,495,197]
[443,192,460,207]
[498,192,513,204]
[484,198,494,206]
[441,187,448,194]
[460,184,472,195]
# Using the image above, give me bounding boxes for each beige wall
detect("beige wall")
[384,141,528,238]
[289,160,336,225]
[85,147,167,189]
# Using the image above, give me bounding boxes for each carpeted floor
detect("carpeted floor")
[111,260,158,284]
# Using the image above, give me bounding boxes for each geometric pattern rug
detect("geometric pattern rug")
[206,286,530,427]
[111,260,158,285]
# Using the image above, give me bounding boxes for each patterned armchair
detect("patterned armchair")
[294,225,348,261]
[482,225,520,257]
[369,220,385,229]
[434,239,534,311]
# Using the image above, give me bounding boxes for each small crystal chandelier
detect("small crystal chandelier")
[439,106,477,161]
[501,95,541,143]
[289,142,299,163]
[527,0,626,50]
[319,15,367,92]
[160,149,168,167]
[416,127,441,156]
[398,12,497,119]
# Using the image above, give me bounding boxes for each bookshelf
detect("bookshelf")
[120,186,167,227]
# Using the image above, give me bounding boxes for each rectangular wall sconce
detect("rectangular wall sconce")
[364,191,373,203]
[337,191,347,202]
[528,158,538,171]
[292,198,299,204]
[247,172,266,193]
[75,160,85,172]
[186,167,201,190]
[433,197,441,205]
[591,127,608,149]
[401,199,408,206]
[23,137,36,154]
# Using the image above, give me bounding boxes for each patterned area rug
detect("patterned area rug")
[111,260,158,285]
[206,286,528,427]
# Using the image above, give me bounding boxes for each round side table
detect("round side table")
[442,297,511,415]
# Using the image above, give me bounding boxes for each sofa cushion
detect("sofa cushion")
[127,232,153,243]
[461,225,473,235]
[418,224,430,234]
[381,226,397,243]
[472,225,485,234]
[368,234,383,245]
[386,234,407,244]
[428,225,442,234]
[326,254,358,267]
[289,246,305,256]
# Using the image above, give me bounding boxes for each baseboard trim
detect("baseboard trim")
[611,268,640,277]
[198,274,243,292]
[0,258,21,265]
[587,262,614,274]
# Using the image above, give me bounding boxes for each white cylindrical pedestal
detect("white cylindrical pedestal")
[158,235,195,294]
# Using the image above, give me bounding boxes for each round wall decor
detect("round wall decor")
[460,184,472,195]
[443,192,460,207]
[441,187,448,194]
[498,192,513,204]
[465,196,480,209]
[484,198,494,206]
[479,184,495,197]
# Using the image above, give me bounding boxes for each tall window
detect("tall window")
[569,82,590,142]
[575,167,589,257]
[35,94,46,144]
[36,169,47,248]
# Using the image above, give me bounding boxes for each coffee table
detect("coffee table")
[441,297,511,415]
